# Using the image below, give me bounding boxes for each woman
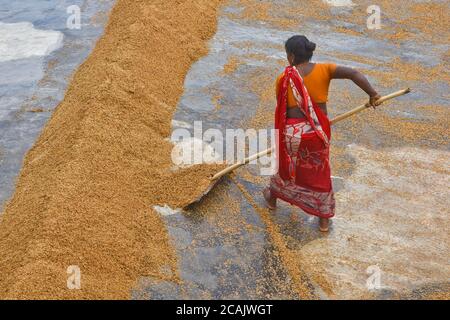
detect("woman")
[263,35,380,232]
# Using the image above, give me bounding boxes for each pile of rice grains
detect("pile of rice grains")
[0,0,222,299]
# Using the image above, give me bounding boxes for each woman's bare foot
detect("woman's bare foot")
[263,188,277,210]
[319,218,329,232]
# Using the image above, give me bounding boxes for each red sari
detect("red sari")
[270,66,335,218]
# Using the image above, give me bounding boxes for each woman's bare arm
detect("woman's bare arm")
[332,66,381,106]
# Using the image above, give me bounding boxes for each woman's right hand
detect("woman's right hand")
[369,93,381,109]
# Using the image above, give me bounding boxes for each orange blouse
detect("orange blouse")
[276,63,336,107]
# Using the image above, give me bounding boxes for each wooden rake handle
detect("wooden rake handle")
[330,88,411,124]
[210,88,411,181]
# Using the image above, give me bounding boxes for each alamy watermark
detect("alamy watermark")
[67,265,81,290]
[171,121,278,176]
[367,5,382,30]
[67,5,81,30]
[366,265,382,290]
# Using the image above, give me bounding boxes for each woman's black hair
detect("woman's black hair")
[285,35,316,65]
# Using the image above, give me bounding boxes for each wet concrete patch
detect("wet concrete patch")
[140,179,298,299]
